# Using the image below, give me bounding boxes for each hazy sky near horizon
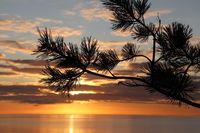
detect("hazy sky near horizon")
[0,0,200,115]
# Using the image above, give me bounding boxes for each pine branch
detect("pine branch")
[34,0,200,108]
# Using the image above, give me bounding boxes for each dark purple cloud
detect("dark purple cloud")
[0,83,199,105]
[0,40,32,53]
[0,85,67,104]
[0,64,43,75]
[0,72,17,75]
[9,59,47,67]
[0,84,158,104]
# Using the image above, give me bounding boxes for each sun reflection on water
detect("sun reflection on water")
[69,128,73,133]
[69,115,74,133]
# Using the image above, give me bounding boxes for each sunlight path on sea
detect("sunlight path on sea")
[69,115,74,133]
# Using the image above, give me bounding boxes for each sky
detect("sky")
[0,0,200,116]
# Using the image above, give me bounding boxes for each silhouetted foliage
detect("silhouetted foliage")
[34,0,200,108]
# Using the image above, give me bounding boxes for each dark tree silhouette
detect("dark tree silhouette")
[34,0,200,108]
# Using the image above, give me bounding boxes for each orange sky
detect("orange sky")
[0,100,199,116]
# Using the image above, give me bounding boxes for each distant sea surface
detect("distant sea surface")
[0,114,199,133]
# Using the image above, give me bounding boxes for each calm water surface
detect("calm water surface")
[0,114,199,133]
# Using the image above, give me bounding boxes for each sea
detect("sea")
[0,114,199,133]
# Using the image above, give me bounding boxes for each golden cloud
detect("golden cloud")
[0,53,5,58]
[0,18,41,33]
[47,27,82,37]
[0,40,35,54]
[80,7,172,21]
[80,8,112,21]
[0,17,82,37]
[36,18,63,24]
[190,35,200,44]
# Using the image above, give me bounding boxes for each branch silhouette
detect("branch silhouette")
[34,0,200,108]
